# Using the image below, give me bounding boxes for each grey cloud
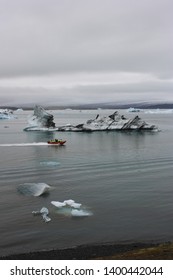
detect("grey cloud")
[0,78,172,106]
[0,0,172,106]
[0,0,172,78]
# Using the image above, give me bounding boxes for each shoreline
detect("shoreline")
[1,241,173,260]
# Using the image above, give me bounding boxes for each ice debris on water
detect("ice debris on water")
[31,200,92,222]
[17,183,93,221]
[32,207,51,223]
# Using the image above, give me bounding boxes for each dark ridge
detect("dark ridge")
[1,102,173,111]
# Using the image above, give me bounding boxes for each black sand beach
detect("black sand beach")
[1,242,173,260]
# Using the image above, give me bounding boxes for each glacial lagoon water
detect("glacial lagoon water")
[0,109,173,257]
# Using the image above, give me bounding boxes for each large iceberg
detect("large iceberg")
[24,105,56,131]
[58,111,158,132]
[24,106,158,132]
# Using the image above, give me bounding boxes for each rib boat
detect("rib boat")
[47,139,66,145]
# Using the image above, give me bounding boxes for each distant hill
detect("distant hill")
[60,102,173,110]
[1,102,173,110]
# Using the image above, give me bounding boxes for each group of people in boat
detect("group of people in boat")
[50,139,63,143]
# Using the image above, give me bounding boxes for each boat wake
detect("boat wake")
[0,142,57,147]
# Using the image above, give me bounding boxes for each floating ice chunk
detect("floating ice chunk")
[32,207,51,223]
[52,199,82,209]
[51,201,66,208]
[70,202,82,208]
[71,209,93,217]
[0,109,15,119]
[63,199,74,205]
[40,207,49,215]
[32,207,49,215]
[18,183,51,196]
[127,107,142,112]
[16,108,23,112]
[64,200,82,208]
[40,161,61,167]
[42,213,51,223]
[51,199,92,217]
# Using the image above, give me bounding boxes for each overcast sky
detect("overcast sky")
[0,0,172,107]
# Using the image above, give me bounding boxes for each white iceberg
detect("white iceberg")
[51,201,66,208]
[51,199,82,209]
[64,199,82,208]
[51,199,92,217]
[0,109,15,119]
[15,108,23,112]
[63,112,157,132]
[24,105,56,131]
[17,183,51,196]
[127,107,142,112]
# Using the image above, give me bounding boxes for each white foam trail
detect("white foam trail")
[0,142,51,147]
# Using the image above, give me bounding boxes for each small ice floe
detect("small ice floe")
[51,199,92,217]
[40,161,61,167]
[32,207,51,223]
[17,183,51,196]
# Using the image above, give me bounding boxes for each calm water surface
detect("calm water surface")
[0,109,173,256]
